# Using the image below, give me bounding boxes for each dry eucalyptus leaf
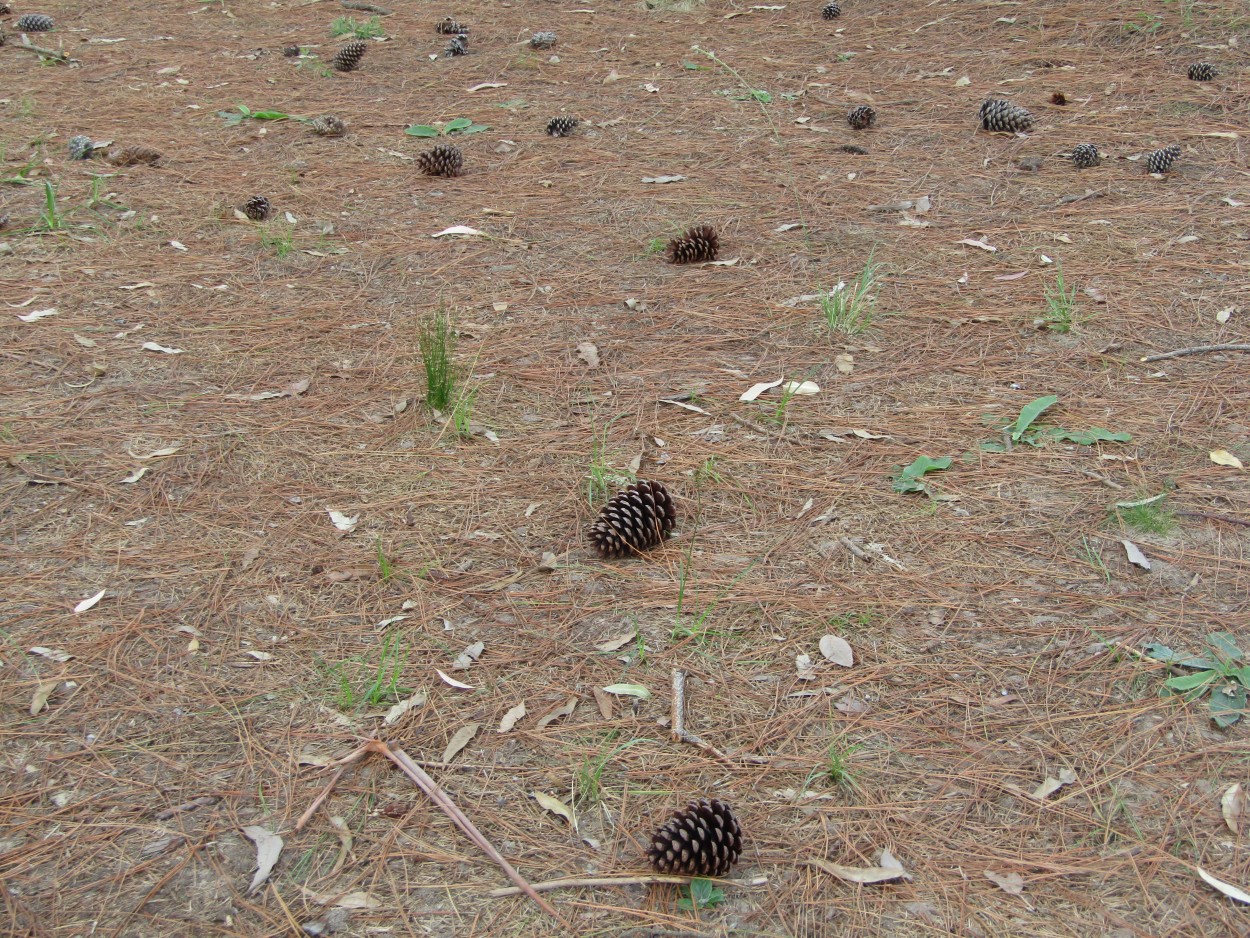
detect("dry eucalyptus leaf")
[809,853,911,884]
[1210,449,1244,470]
[576,342,600,367]
[834,354,854,374]
[1215,306,1235,324]
[1121,540,1151,571]
[141,341,185,354]
[795,653,818,681]
[782,380,820,396]
[30,680,59,716]
[641,174,686,184]
[29,646,72,662]
[533,791,577,829]
[1032,767,1077,800]
[73,589,107,614]
[432,225,487,238]
[740,378,784,402]
[226,377,311,402]
[592,686,615,719]
[452,641,485,670]
[985,869,1025,895]
[1197,868,1250,905]
[1222,782,1245,834]
[436,668,474,690]
[497,702,527,733]
[819,635,854,667]
[442,723,480,763]
[327,510,359,532]
[383,691,427,726]
[957,238,997,253]
[120,467,149,484]
[241,826,284,894]
[597,630,636,652]
[536,696,577,728]
[334,891,382,910]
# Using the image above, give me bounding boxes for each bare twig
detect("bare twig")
[297,740,566,925]
[1140,344,1250,363]
[1055,189,1104,205]
[14,41,74,64]
[670,669,769,765]
[1077,468,1124,491]
[1175,511,1250,528]
[489,873,704,897]
[838,536,872,561]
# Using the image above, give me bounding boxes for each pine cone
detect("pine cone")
[282,44,301,58]
[67,135,95,161]
[17,13,54,32]
[588,481,676,558]
[841,144,869,155]
[530,31,557,49]
[847,105,876,130]
[0,4,10,15]
[332,40,368,72]
[1187,62,1217,81]
[979,98,1034,133]
[821,2,841,19]
[666,224,719,265]
[105,146,162,166]
[417,143,464,177]
[444,34,469,56]
[310,115,347,137]
[0,27,7,46]
[546,116,580,137]
[241,196,272,221]
[1145,144,1181,174]
[1070,143,1100,169]
[0,214,9,231]
[436,17,469,34]
[648,798,743,877]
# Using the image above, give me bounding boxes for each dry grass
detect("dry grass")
[1,0,1248,936]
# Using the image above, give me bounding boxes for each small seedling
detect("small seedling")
[767,380,801,426]
[321,631,411,710]
[260,224,294,258]
[678,878,725,912]
[449,386,477,439]
[1114,495,1175,535]
[824,736,862,790]
[981,395,1132,452]
[586,415,630,506]
[376,538,395,582]
[891,455,952,495]
[1145,633,1250,727]
[1121,11,1163,33]
[36,180,64,231]
[1040,263,1080,333]
[330,15,384,39]
[404,117,491,138]
[694,456,724,486]
[574,737,648,805]
[821,251,878,335]
[644,236,667,256]
[419,306,457,411]
[217,104,298,126]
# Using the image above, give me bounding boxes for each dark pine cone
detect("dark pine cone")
[436,17,469,34]
[821,2,841,19]
[588,480,676,559]
[979,98,1034,133]
[1187,62,1217,81]
[840,143,869,155]
[282,44,301,58]
[666,224,719,265]
[17,13,55,32]
[847,105,876,130]
[332,40,368,72]
[546,116,580,137]
[417,143,464,177]
[1145,144,1181,175]
[648,798,744,878]
[444,34,469,56]
[241,196,272,221]
[1070,143,1100,169]
[310,115,347,136]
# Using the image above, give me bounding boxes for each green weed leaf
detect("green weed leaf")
[1206,632,1245,662]
[678,878,725,911]
[1011,395,1058,441]
[443,117,473,132]
[1209,683,1246,728]
[404,125,439,137]
[1056,427,1132,445]
[891,455,952,494]
[1164,670,1219,692]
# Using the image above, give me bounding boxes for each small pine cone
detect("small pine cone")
[0,27,6,46]
[444,34,469,56]
[332,40,368,72]
[417,143,464,177]
[1187,62,1217,82]
[546,116,580,137]
[821,2,841,19]
[436,17,469,35]
[530,30,557,49]
[666,224,719,265]
[846,105,876,130]
[105,146,162,166]
[648,799,744,878]
[241,196,272,221]
[1145,144,1181,174]
[282,44,301,57]
[67,135,95,161]
[0,3,10,14]
[310,115,347,137]
[979,98,1034,133]
[0,214,9,230]
[17,13,55,32]
[1070,143,1100,169]
[840,143,869,155]
[588,480,676,558]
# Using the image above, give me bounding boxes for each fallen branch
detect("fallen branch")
[1140,344,1250,363]
[1176,510,1250,529]
[489,873,699,897]
[670,669,769,765]
[15,40,74,64]
[1077,468,1123,491]
[297,739,566,926]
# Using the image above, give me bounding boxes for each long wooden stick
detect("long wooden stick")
[1140,343,1250,362]
[490,873,715,897]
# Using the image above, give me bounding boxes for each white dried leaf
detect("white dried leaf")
[436,668,475,690]
[706,257,739,266]
[29,646,72,662]
[442,723,480,762]
[1210,449,1244,470]
[640,174,686,184]
[141,341,185,354]
[809,853,912,884]
[17,308,58,322]
[536,696,577,728]
[432,225,486,238]
[851,429,886,440]
[985,869,1025,895]
[782,380,820,396]
[73,589,107,614]
[136,445,181,459]
[774,223,803,232]
[243,650,272,660]
[497,702,527,733]
[120,467,149,484]
[226,377,311,402]
[1197,868,1250,904]
[452,641,485,670]
[468,81,508,92]
[1121,540,1151,571]
[1032,767,1077,800]
[819,635,854,667]
[795,653,818,681]
[376,614,410,629]
[241,826,283,894]
[1215,306,1235,324]
[334,892,382,909]
[168,240,188,252]
[576,342,600,367]
[597,631,636,652]
[119,281,156,290]
[1222,783,1245,834]
[383,691,427,725]
[740,377,784,402]
[957,238,997,252]
[327,510,359,532]
[533,791,577,829]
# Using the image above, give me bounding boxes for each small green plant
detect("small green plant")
[1114,495,1175,535]
[36,180,64,231]
[296,56,334,78]
[694,456,724,486]
[1040,263,1080,333]
[376,538,395,582]
[677,878,725,912]
[321,631,411,710]
[260,224,295,258]
[419,306,457,411]
[1079,535,1112,584]
[585,414,629,506]
[216,104,298,126]
[574,737,648,805]
[715,87,772,103]
[981,394,1132,452]
[890,455,952,495]
[1163,0,1196,28]
[766,380,801,426]
[827,611,873,634]
[1121,11,1163,33]
[821,251,878,335]
[330,14,384,39]
[449,386,477,439]
[823,736,862,790]
[1145,633,1250,727]
[404,117,491,138]
[645,236,667,256]
[86,175,125,212]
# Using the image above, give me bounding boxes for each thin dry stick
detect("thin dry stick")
[15,41,73,63]
[1175,510,1250,528]
[670,669,769,765]
[1140,344,1250,362]
[489,873,701,897]
[297,739,566,924]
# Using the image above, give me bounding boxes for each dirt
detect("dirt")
[1,0,1248,936]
